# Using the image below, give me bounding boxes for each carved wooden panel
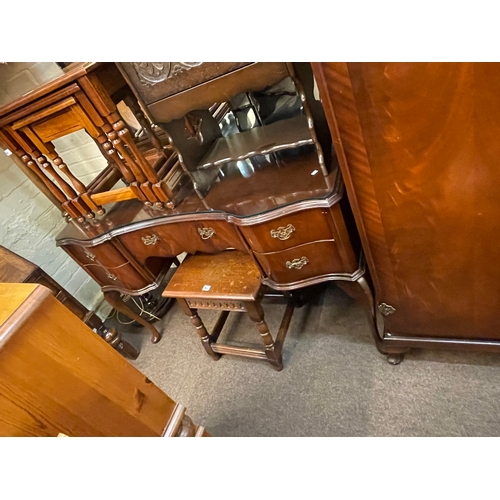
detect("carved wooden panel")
[186,299,246,311]
[118,62,251,105]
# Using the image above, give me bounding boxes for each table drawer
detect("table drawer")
[254,240,346,284]
[83,262,150,291]
[65,242,130,269]
[118,220,247,265]
[240,208,335,253]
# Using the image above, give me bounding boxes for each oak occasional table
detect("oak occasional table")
[162,251,295,371]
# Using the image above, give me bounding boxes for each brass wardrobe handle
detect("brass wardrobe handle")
[198,227,215,240]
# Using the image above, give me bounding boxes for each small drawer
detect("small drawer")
[83,262,151,291]
[65,242,129,269]
[254,240,346,285]
[118,220,247,265]
[240,208,335,253]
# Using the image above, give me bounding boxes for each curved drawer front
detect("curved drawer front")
[118,220,246,265]
[254,240,346,284]
[64,242,129,268]
[240,208,335,253]
[63,244,151,291]
[83,263,151,291]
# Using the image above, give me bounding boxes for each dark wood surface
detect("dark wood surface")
[0,246,91,320]
[0,246,37,281]
[122,62,289,123]
[117,219,248,265]
[117,62,251,106]
[255,240,347,284]
[53,160,359,296]
[312,62,500,356]
[1,62,356,297]
[56,152,340,244]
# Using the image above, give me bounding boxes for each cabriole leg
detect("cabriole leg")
[337,277,410,364]
[104,291,161,344]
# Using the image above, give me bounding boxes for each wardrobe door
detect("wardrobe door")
[314,62,500,340]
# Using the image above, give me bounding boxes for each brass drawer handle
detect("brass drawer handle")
[142,234,159,245]
[84,248,96,261]
[286,256,309,270]
[270,224,295,241]
[106,271,118,281]
[198,227,215,240]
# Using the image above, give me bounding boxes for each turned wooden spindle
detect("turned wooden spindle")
[0,128,67,213]
[103,327,139,360]
[34,152,77,200]
[189,311,221,361]
[97,133,149,204]
[103,124,146,183]
[256,320,275,349]
[33,151,95,221]
[19,152,67,205]
[96,133,135,183]
[245,301,282,370]
[113,119,159,183]
[19,151,82,220]
[51,154,87,194]
[46,140,105,217]
[124,96,165,154]
[106,129,152,209]
[136,112,163,152]
[81,193,104,216]
[113,118,159,184]
[176,299,220,361]
[100,118,156,205]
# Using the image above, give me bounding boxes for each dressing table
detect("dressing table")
[0,62,378,349]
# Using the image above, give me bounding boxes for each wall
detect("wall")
[0,62,108,314]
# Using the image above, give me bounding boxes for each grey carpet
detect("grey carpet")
[116,283,500,436]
